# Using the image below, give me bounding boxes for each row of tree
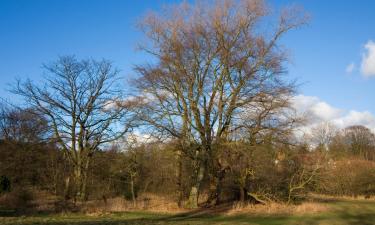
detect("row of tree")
[0,105,375,207]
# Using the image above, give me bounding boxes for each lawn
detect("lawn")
[1,199,375,225]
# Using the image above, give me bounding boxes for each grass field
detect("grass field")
[1,199,375,225]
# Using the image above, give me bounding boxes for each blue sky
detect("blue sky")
[1,0,375,130]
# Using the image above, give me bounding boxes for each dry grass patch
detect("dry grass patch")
[82,193,187,214]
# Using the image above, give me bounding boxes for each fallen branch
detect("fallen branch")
[247,192,269,205]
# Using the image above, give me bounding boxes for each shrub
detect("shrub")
[318,159,375,197]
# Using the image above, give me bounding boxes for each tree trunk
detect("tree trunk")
[130,174,136,207]
[206,167,226,206]
[82,157,91,201]
[239,186,245,202]
[187,162,205,208]
[64,176,70,200]
[74,163,82,201]
[176,150,184,208]
[73,156,90,202]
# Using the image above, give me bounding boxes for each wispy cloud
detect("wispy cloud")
[361,40,375,77]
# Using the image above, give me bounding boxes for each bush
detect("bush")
[318,159,375,197]
[0,187,34,210]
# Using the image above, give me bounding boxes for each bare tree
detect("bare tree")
[135,0,307,207]
[238,94,302,145]
[0,106,48,143]
[13,56,135,201]
[287,161,321,204]
[343,125,375,160]
[310,122,338,151]
[227,95,302,204]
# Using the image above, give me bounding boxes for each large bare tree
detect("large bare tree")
[14,56,135,200]
[343,125,375,160]
[309,122,338,151]
[135,0,307,207]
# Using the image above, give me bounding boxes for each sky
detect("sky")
[0,0,375,132]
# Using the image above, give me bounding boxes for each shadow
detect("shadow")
[0,209,16,217]
[166,202,234,219]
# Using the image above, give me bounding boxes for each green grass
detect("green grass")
[1,199,375,225]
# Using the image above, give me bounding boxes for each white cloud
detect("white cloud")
[311,102,342,121]
[291,95,341,123]
[333,110,375,132]
[361,40,375,77]
[345,62,355,73]
[126,130,155,144]
[291,95,375,134]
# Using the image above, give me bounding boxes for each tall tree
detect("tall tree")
[0,106,48,143]
[310,122,338,151]
[343,125,375,160]
[135,0,307,207]
[14,56,135,200]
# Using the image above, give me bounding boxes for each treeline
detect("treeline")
[0,107,375,209]
[0,0,375,211]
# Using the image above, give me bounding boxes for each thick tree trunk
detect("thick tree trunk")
[73,156,90,201]
[239,186,246,202]
[187,163,205,208]
[206,168,226,206]
[82,158,91,201]
[74,163,82,201]
[206,178,219,206]
[63,176,70,200]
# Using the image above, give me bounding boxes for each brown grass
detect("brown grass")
[82,193,188,214]
[1,190,341,217]
[0,188,65,214]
